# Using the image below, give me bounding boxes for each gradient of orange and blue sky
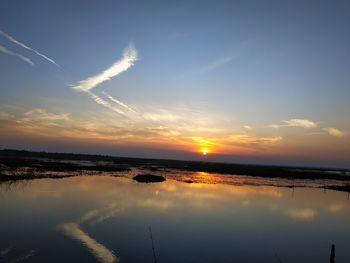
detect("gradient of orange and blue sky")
[1,0,350,168]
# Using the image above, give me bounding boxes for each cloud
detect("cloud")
[0,44,33,65]
[192,54,238,75]
[5,108,72,133]
[71,42,137,92]
[87,91,126,115]
[324,127,344,137]
[142,112,182,123]
[61,223,118,263]
[271,119,317,129]
[224,134,283,149]
[23,108,70,121]
[243,125,252,130]
[0,29,59,66]
[0,107,286,155]
[0,111,15,120]
[102,91,136,113]
[70,43,137,117]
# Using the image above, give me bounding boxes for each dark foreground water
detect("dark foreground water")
[0,175,349,263]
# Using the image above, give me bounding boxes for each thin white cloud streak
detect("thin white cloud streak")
[102,91,136,113]
[71,43,138,92]
[193,54,238,75]
[0,44,33,65]
[324,127,344,137]
[70,43,137,117]
[87,91,126,115]
[271,119,317,129]
[24,108,70,121]
[61,223,118,263]
[0,29,59,67]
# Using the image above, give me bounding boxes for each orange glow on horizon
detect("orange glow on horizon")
[192,136,216,156]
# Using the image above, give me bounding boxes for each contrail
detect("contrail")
[87,91,126,115]
[0,29,59,67]
[71,42,137,92]
[102,91,136,113]
[0,44,33,65]
[70,43,138,116]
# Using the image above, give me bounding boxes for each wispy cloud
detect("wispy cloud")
[0,107,285,155]
[71,42,137,92]
[221,134,283,153]
[102,91,136,113]
[243,125,252,130]
[70,43,137,116]
[193,54,238,75]
[0,29,59,66]
[87,91,126,115]
[271,119,317,129]
[61,223,118,263]
[23,108,70,121]
[324,127,344,137]
[0,44,33,65]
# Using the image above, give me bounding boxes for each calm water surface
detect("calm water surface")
[0,175,349,262]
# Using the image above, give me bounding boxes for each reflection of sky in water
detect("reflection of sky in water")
[0,176,349,262]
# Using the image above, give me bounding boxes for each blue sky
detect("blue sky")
[1,0,350,167]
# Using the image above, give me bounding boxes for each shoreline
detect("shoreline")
[1,149,350,192]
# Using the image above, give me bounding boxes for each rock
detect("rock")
[133,174,165,183]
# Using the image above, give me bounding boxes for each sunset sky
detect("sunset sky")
[1,0,349,168]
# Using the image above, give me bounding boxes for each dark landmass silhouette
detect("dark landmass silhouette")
[133,174,166,183]
[0,149,350,192]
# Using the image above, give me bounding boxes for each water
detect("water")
[0,175,349,262]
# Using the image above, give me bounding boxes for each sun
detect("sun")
[200,148,209,156]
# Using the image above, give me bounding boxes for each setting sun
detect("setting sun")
[200,148,210,156]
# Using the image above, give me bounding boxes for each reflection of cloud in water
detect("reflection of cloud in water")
[328,203,344,213]
[137,198,174,209]
[79,203,124,225]
[0,246,12,256]
[287,208,316,221]
[241,200,250,206]
[60,203,122,262]
[159,183,282,201]
[10,250,35,263]
[228,186,282,198]
[61,223,118,263]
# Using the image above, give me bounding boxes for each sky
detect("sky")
[0,0,350,168]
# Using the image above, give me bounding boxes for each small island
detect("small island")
[133,174,166,183]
